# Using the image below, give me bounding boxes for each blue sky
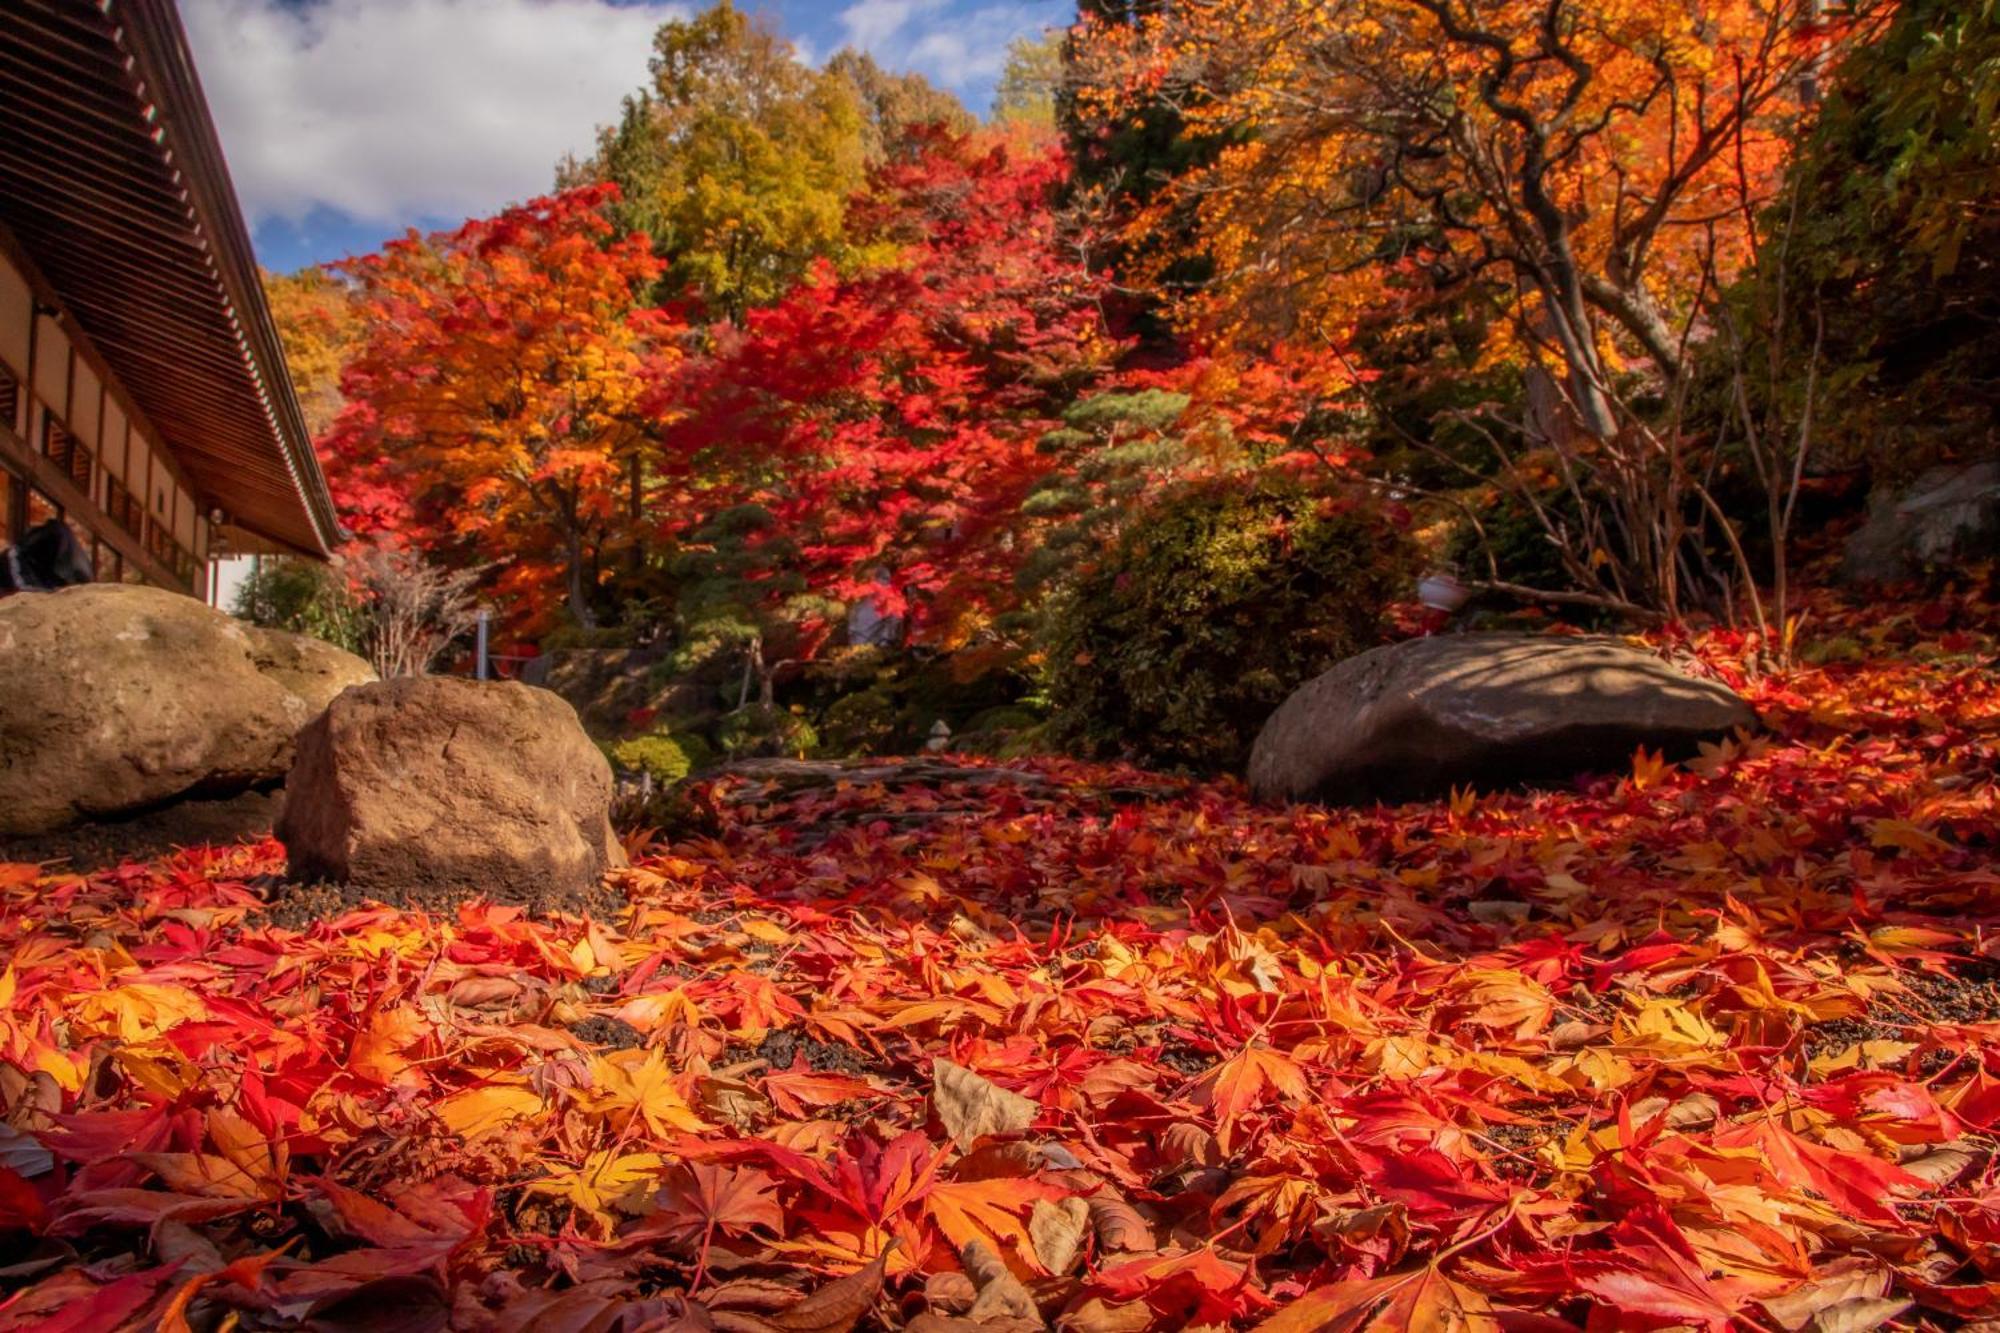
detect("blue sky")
[183,0,1073,274]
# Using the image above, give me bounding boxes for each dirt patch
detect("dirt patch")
[726,1028,884,1076]
[569,1015,645,1050]
[0,789,283,872]
[1900,967,2000,1025]
[261,873,623,925]
[1801,1015,1908,1060]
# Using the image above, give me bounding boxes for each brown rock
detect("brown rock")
[275,676,625,910]
[0,583,374,834]
[1247,633,1755,805]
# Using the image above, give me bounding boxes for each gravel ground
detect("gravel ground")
[0,789,282,872]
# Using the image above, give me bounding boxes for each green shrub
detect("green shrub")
[954,705,1048,758]
[1039,476,1415,773]
[604,731,714,785]
[716,707,819,759]
[1444,479,1580,595]
[819,684,904,755]
[232,557,362,653]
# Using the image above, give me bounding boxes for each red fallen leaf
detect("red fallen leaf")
[1803,1072,1964,1138]
[1567,1209,1756,1331]
[1188,1045,1310,1124]
[0,1265,175,1333]
[1944,1069,2000,1130]
[1352,1147,1512,1222]
[1717,1120,1927,1225]
[638,1162,786,1264]
[761,1063,879,1118]
[52,1187,258,1233]
[1256,1263,1499,1332]
[37,1108,175,1165]
[0,1167,48,1234]
[1092,1248,1274,1324]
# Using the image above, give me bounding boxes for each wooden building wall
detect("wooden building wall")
[0,234,209,595]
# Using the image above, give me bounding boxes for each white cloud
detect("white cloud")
[182,0,686,228]
[838,0,937,52]
[835,0,1062,102]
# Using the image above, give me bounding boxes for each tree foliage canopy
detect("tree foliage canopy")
[571,1,868,317]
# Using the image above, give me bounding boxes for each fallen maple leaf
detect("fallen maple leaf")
[932,1058,1038,1144]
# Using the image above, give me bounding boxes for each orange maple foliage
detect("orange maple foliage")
[1069,0,1877,430]
[321,185,679,634]
[1,585,1996,1329]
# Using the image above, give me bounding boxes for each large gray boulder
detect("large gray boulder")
[1844,460,2000,583]
[0,584,375,834]
[276,676,626,909]
[1248,634,1755,805]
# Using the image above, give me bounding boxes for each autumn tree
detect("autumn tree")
[1070,0,1871,436]
[651,132,1118,675]
[570,1,867,317]
[825,49,975,161]
[264,265,360,437]
[321,186,675,632]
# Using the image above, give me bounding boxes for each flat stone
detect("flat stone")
[1247,634,1756,805]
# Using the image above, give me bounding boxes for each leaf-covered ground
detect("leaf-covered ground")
[2,600,1998,1331]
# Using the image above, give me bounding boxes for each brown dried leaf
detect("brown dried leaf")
[1628,1092,1720,1131]
[1759,1260,1894,1331]
[1055,1297,1153,1333]
[907,1317,1044,1333]
[446,976,530,1010]
[924,1271,978,1315]
[1806,1298,1915,1333]
[1029,1197,1089,1276]
[933,1060,1038,1145]
[1085,1193,1156,1254]
[1158,1123,1220,1169]
[963,1238,1044,1326]
[1899,1141,1982,1187]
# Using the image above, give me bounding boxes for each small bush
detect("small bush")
[1040,477,1415,772]
[605,732,714,786]
[819,684,904,755]
[716,707,819,759]
[232,557,362,653]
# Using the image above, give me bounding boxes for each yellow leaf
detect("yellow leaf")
[436,1085,544,1138]
[586,1048,710,1135]
[530,1149,663,1225]
[349,1006,429,1085]
[741,919,793,945]
[70,983,208,1043]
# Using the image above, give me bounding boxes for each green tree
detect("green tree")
[232,556,362,653]
[570,1,867,317]
[991,31,1062,130]
[825,49,973,161]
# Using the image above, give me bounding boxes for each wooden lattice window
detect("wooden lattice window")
[105,476,143,538]
[42,414,91,493]
[0,369,18,435]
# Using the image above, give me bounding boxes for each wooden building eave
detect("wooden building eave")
[0,0,341,558]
